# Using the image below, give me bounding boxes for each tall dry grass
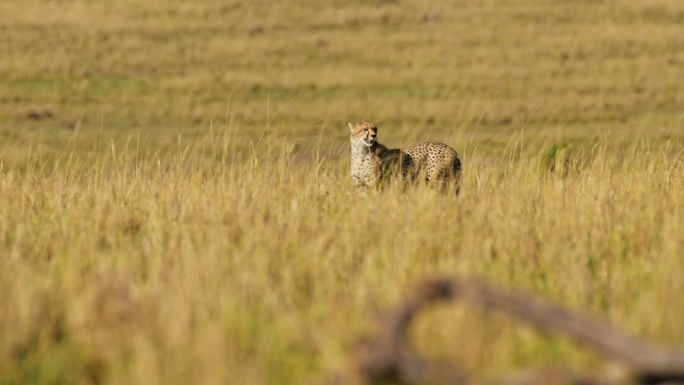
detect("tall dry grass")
[1,135,683,384]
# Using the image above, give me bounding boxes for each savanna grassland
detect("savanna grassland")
[1,1,684,384]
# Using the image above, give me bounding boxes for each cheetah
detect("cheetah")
[348,120,462,193]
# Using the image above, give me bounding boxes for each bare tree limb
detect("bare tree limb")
[351,276,684,385]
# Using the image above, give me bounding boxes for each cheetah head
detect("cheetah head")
[348,120,377,148]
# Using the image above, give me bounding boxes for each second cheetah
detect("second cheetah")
[348,120,462,193]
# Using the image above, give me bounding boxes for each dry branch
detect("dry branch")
[351,276,684,385]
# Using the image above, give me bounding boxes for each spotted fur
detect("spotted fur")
[348,120,462,193]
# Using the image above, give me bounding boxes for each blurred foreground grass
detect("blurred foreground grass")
[2,138,684,385]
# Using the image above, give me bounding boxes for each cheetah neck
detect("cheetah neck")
[351,141,390,160]
[350,141,371,159]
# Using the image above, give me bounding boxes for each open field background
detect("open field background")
[1,0,684,384]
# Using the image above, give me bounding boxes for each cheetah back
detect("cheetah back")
[401,142,461,186]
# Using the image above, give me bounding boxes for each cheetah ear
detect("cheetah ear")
[348,122,355,132]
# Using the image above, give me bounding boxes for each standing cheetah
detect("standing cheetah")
[348,120,462,193]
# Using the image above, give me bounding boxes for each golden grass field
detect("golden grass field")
[1,0,684,384]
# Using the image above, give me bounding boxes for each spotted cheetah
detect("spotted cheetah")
[348,120,462,193]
